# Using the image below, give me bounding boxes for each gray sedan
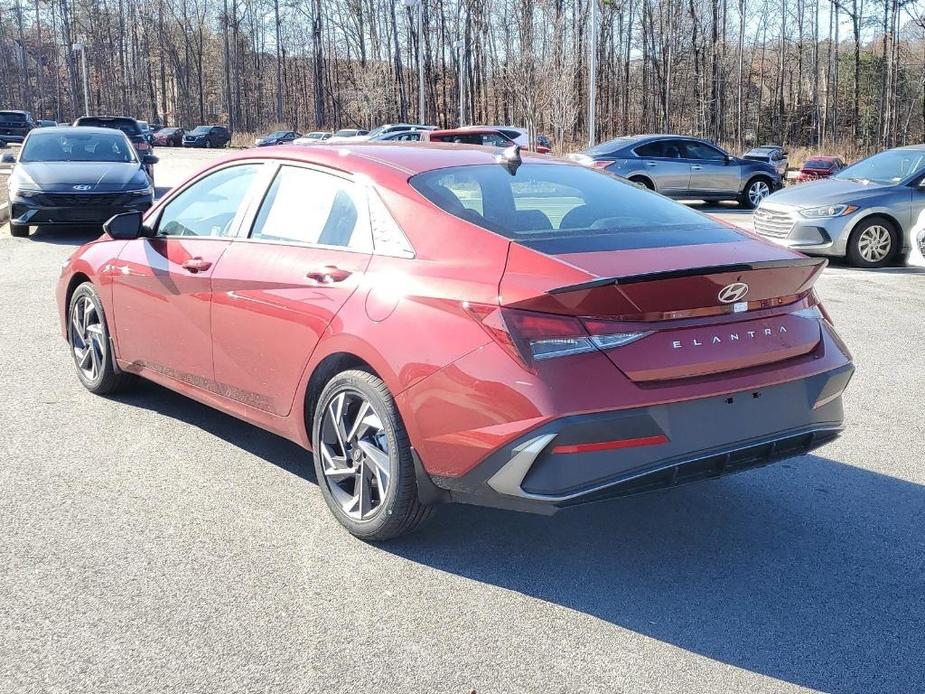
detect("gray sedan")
[754,146,925,267]
[575,134,782,208]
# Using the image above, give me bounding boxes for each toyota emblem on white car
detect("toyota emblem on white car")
[718,282,750,303]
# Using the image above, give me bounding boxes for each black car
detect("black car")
[73,116,156,181]
[183,125,231,148]
[255,130,300,146]
[0,110,37,143]
[5,126,156,238]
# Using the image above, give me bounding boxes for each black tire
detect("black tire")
[67,282,137,395]
[846,216,900,268]
[205,140,212,149]
[9,223,28,237]
[739,176,773,209]
[629,176,654,190]
[312,369,434,541]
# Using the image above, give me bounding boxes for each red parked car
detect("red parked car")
[56,143,854,540]
[796,156,846,183]
[152,127,185,147]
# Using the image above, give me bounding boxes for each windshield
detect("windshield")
[267,131,288,138]
[334,129,357,137]
[804,159,833,170]
[21,131,137,163]
[0,111,27,122]
[190,126,211,134]
[159,128,178,135]
[410,163,742,252]
[835,149,925,185]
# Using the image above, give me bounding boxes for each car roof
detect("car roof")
[28,125,129,136]
[430,127,505,136]
[0,109,29,115]
[75,115,138,123]
[217,141,558,177]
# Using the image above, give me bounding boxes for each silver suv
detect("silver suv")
[755,146,925,267]
[576,134,782,208]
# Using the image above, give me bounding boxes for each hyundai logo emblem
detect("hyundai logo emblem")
[718,282,749,303]
[72,184,92,191]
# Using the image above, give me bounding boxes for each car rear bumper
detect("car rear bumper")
[11,198,152,226]
[435,363,853,514]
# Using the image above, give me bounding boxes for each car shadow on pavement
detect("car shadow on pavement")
[111,380,316,483]
[385,456,925,693]
[106,379,923,692]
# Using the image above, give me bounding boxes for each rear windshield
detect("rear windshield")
[410,163,742,253]
[0,111,27,122]
[190,126,211,134]
[21,130,137,163]
[77,118,141,136]
[804,159,833,169]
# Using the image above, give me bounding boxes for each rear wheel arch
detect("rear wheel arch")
[628,175,655,190]
[304,352,381,445]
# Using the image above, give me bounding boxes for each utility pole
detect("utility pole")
[72,42,89,116]
[454,38,465,126]
[588,0,598,147]
[402,0,424,123]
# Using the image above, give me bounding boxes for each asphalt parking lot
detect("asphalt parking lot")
[1,147,924,693]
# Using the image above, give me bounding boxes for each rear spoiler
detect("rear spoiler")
[547,257,827,294]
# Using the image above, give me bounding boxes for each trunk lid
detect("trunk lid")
[499,241,825,382]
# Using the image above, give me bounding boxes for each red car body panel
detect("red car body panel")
[57,143,853,512]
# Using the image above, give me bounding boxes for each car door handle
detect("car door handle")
[691,165,703,170]
[646,162,657,167]
[182,257,212,273]
[306,266,352,284]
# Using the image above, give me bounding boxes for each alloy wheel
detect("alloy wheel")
[319,390,392,521]
[857,224,892,263]
[748,180,771,206]
[70,296,105,381]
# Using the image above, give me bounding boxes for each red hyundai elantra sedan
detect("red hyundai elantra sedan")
[57,143,854,540]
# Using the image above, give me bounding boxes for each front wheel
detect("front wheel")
[68,283,137,394]
[740,177,772,209]
[846,217,899,268]
[312,369,434,541]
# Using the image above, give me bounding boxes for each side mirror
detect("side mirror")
[1,152,16,164]
[104,211,144,239]
[142,153,159,166]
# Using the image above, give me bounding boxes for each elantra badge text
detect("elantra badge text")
[672,326,788,349]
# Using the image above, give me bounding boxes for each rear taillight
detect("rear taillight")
[464,303,650,366]
[591,160,611,170]
[136,141,150,151]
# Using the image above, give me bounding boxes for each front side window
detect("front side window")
[157,164,261,237]
[410,163,742,253]
[250,165,372,251]
[683,141,726,161]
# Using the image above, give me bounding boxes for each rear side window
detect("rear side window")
[634,141,665,158]
[410,163,742,253]
[250,165,372,251]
